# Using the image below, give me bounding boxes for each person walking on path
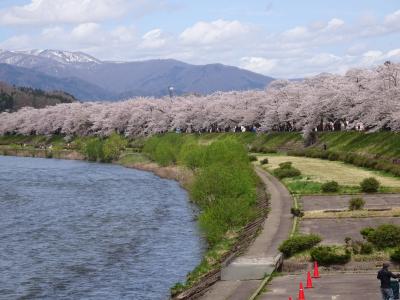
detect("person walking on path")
[377,262,400,300]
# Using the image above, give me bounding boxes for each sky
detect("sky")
[0,0,400,78]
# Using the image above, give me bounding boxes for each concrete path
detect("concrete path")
[259,272,381,299]
[199,166,293,300]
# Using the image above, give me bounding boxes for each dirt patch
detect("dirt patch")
[301,194,400,211]
[300,217,400,244]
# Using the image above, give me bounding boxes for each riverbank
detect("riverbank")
[0,137,269,299]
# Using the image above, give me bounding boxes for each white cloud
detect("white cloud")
[139,29,167,49]
[180,19,250,45]
[384,10,400,27]
[0,0,170,25]
[240,57,277,74]
[325,18,345,31]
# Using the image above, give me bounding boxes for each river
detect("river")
[0,156,204,300]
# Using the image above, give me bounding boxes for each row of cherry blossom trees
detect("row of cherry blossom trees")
[0,62,399,137]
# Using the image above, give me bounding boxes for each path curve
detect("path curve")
[198,166,293,300]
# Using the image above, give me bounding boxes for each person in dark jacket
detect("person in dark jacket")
[378,263,399,300]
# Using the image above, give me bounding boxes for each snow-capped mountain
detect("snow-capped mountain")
[0,49,274,101]
[0,49,101,66]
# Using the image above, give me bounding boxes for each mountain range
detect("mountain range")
[0,50,274,101]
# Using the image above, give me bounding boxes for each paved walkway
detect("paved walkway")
[199,166,293,300]
[259,272,381,299]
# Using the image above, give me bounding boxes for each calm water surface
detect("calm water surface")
[0,156,203,300]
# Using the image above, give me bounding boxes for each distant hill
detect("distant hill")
[0,63,113,100]
[0,81,76,112]
[0,49,274,100]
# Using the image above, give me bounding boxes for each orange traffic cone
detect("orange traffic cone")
[313,261,320,278]
[306,271,313,288]
[298,282,305,300]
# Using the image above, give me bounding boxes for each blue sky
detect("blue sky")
[0,0,400,78]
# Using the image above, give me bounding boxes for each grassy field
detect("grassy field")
[260,155,400,188]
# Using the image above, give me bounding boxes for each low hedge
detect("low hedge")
[279,234,321,257]
[310,246,351,265]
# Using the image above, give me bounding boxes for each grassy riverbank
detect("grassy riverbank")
[0,133,261,296]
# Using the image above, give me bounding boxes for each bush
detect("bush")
[279,162,293,169]
[102,133,128,162]
[360,177,380,193]
[363,224,400,249]
[349,240,373,254]
[360,227,375,240]
[349,197,365,210]
[290,207,304,217]
[278,234,321,257]
[260,158,269,165]
[248,155,258,162]
[327,151,340,161]
[391,248,400,262]
[273,167,301,179]
[360,242,374,255]
[321,181,339,193]
[310,246,351,265]
[83,137,104,161]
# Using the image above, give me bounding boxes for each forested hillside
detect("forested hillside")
[0,82,75,112]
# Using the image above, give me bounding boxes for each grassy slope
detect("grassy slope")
[317,132,400,158]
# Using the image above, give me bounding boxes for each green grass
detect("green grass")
[318,132,400,158]
[142,133,259,294]
[117,152,150,165]
[261,155,400,188]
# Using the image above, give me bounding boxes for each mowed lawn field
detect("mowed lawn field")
[259,155,400,188]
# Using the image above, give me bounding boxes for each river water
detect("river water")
[0,156,204,300]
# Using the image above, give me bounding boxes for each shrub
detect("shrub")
[260,158,269,165]
[360,227,375,240]
[360,177,380,193]
[273,167,301,179]
[327,152,340,161]
[248,155,258,162]
[391,248,400,262]
[363,224,400,249]
[102,133,128,162]
[360,242,374,255]
[83,137,104,161]
[349,197,365,210]
[279,161,293,169]
[321,181,339,193]
[310,246,351,265]
[278,234,321,257]
[349,240,373,254]
[290,207,304,217]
